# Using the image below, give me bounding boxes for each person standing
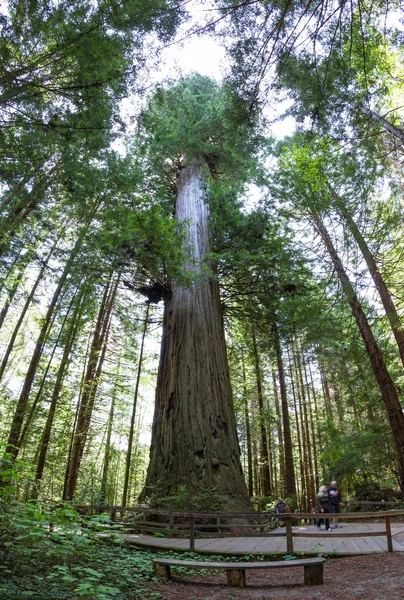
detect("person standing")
[316,485,331,531]
[328,480,343,528]
[276,497,288,527]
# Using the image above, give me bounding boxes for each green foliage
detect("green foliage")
[0,497,162,600]
[137,73,262,188]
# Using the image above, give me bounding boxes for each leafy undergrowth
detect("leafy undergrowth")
[0,498,157,600]
[0,498,270,600]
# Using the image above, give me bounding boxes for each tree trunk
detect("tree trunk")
[242,349,254,497]
[295,344,316,509]
[273,324,296,496]
[313,212,404,491]
[33,288,87,497]
[0,267,25,331]
[272,368,285,495]
[0,162,63,256]
[140,159,252,511]
[122,302,150,507]
[252,328,271,496]
[0,242,56,382]
[64,276,118,500]
[288,346,304,508]
[330,188,404,370]
[101,354,121,504]
[4,229,87,459]
[359,105,404,145]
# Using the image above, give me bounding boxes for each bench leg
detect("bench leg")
[154,564,171,580]
[226,568,246,588]
[304,563,323,586]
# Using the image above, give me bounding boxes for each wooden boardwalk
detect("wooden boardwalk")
[120,522,404,556]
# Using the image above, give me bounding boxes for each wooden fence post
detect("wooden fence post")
[217,516,222,535]
[190,515,195,551]
[385,515,393,552]
[286,517,294,554]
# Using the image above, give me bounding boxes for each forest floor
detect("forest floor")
[151,553,404,600]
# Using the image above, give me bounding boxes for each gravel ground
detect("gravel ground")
[153,553,404,600]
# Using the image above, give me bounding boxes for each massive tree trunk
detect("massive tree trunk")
[140,159,252,511]
[313,212,404,491]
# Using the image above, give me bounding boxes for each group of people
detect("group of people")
[275,480,343,531]
[313,480,343,530]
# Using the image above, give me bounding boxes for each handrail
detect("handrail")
[95,506,404,553]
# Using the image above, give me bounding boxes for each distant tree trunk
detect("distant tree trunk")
[140,158,252,511]
[252,328,271,496]
[295,345,316,508]
[273,325,296,496]
[0,163,63,256]
[272,368,285,495]
[313,212,404,491]
[304,360,319,492]
[17,286,81,450]
[329,188,404,370]
[33,288,87,497]
[288,346,304,507]
[0,267,25,330]
[318,358,334,420]
[0,254,52,382]
[62,332,92,500]
[122,302,150,507]
[359,105,404,144]
[4,229,87,459]
[101,354,121,504]
[64,276,118,500]
[242,349,254,497]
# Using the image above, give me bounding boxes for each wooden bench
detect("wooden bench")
[152,556,325,588]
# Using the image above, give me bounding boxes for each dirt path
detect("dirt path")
[153,553,404,600]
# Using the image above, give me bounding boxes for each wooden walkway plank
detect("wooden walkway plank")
[120,522,404,557]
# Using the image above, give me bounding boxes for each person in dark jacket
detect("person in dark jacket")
[276,497,288,527]
[316,485,331,531]
[328,480,343,528]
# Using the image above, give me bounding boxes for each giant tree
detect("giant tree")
[138,74,261,511]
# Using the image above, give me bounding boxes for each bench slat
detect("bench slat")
[152,557,325,570]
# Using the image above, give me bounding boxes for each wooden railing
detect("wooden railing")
[79,505,404,553]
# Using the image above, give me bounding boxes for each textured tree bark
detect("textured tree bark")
[314,212,404,491]
[273,325,296,496]
[140,159,252,511]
